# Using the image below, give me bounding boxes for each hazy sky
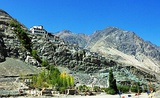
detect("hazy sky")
[1,0,160,46]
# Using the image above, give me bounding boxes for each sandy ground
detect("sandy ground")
[16,93,153,98]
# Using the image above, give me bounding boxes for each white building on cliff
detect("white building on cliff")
[29,25,47,36]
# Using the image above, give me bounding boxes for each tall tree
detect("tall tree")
[108,68,118,94]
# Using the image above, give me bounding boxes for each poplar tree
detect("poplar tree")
[108,68,118,94]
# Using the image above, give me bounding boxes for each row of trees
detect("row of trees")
[30,66,74,92]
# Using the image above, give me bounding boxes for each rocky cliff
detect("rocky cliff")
[0,9,39,76]
[0,36,6,62]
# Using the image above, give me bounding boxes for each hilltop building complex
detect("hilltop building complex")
[29,25,47,36]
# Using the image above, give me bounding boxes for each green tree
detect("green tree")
[108,68,118,94]
[30,65,74,91]
[70,75,74,87]
[31,50,42,63]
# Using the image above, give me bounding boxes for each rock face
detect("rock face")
[0,9,10,62]
[31,34,111,73]
[0,36,6,62]
[0,9,28,61]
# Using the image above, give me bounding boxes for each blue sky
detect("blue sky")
[1,0,160,46]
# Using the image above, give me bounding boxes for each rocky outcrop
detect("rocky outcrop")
[0,36,6,62]
[2,27,27,59]
[31,34,112,73]
[0,9,36,65]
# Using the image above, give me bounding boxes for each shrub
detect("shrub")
[78,85,84,92]
[78,85,89,92]
[31,50,42,63]
[41,60,49,67]
[130,85,138,92]
[101,87,107,92]
[106,87,117,95]
[118,85,130,93]
[93,86,100,92]
[130,82,143,93]
[59,87,66,94]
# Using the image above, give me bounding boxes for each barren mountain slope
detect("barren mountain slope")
[86,27,160,76]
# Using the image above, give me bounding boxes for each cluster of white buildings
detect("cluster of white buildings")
[29,25,48,36]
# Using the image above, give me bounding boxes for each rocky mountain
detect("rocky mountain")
[55,30,89,48]
[56,27,160,79]
[56,27,160,85]
[0,9,160,91]
[86,27,160,75]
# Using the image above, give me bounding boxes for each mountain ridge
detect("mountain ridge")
[56,26,160,77]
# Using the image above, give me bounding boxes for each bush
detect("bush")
[93,86,100,92]
[31,50,42,63]
[118,85,130,93]
[59,87,66,94]
[78,85,89,92]
[130,82,143,93]
[106,87,117,95]
[130,85,138,92]
[101,87,107,92]
[41,60,49,67]
[78,85,84,92]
